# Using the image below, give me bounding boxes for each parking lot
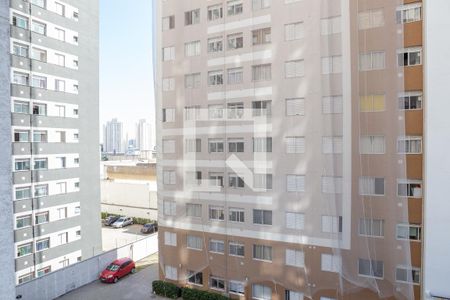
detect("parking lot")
[102,224,150,251]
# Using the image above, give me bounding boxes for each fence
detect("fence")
[15,233,158,300]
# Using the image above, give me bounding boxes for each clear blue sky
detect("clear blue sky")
[99,0,154,137]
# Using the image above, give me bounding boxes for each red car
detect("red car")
[99,258,136,283]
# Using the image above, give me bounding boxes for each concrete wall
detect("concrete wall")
[0,0,16,298]
[15,233,158,300]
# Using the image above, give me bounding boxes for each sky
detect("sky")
[99,0,155,138]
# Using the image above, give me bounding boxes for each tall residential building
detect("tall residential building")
[103,118,124,154]
[136,118,154,151]
[154,0,437,299]
[0,0,101,293]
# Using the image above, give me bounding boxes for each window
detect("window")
[187,235,203,250]
[57,207,67,219]
[55,28,65,41]
[36,238,50,251]
[14,130,30,142]
[15,187,31,200]
[14,101,29,114]
[208,139,224,153]
[253,100,271,117]
[398,47,422,67]
[162,108,175,122]
[322,136,343,154]
[186,203,202,218]
[162,139,176,154]
[187,271,203,285]
[185,171,202,186]
[229,208,245,222]
[321,16,341,35]
[229,242,245,257]
[252,0,270,10]
[358,9,384,30]
[253,284,271,300]
[55,54,65,66]
[74,206,80,215]
[34,158,48,170]
[399,92,422,110]
[13,72,29,85]
[252,64,271,81]
[58,232,68,245]
[396,3,422,24]
[229,174,245,189]
[286,249,305,267]
[208,36,223,53]
[13,14,29,29]
[16,215,32,229]
[185,139,201,153]
[396,267,421,284]
[209,173,224,187]
[15,159,30,171]
[33,130,47,142]
[209,206,225,221]
[286,137,305,154]
[208,70,224,86]
[253,137,272,152]
[31,21,46,35]
[18,273,34,284]
[254,174,272,190]
[228,0,243,16]
[73,35,78,44]
[33,103,47,115]
[163,200,176,216]
[360,51,386,71]
[360,136,385,154]
[253,28,271,45]
[322,176,343,194]
[73,84,79,93]
[228,138,244,152]
[208,4,223,21]
[285,290,303,300]
[165,265,177,280]
[253,245,272,261]
[209,105,224,120]
[164,232,177,246]
[185,9,200,25]
[34,185,48,197]
[285,22,304,41]
[210,276,225,290]
[31,48,47,62]
[227,103,244,119]
[253,209,272,225]
[13,43,28,57]
[321,254,342,273]
[286,212,304,230]
[286,98,304,116]
[17,243,32,257]
[55,105,65,117]
[359,218,384,237]
[321,56,342,74]
[360,94,385,112]
[185,73,201,89]
[55,2,65,16]
[397,180,422,198]
[321,215,342,233]
[31,75,47,89]
[285,60,304,78]
[227,67,243,84]
[359,177,385,196]
[30,0,45,7]
[35,212,49,224]
[55,79,65,92]
[287,175,305,192]
[185,40,201,57]
[163,77,175,91]
[229,281,245,295]
[397,136,422,154]
[37,266,51,277]
[185,106,200,121]
[358,258,384,279]
[322,96,343,114]
[163,170,176,185]
[73,60,79,68]
[162,46,175,61]
[162,15,175,31]
[396,224,421,241]
[209,240,225,253]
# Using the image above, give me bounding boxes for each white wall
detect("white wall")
[423,1,450,299]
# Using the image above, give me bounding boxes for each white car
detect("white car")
[112,217,133,228]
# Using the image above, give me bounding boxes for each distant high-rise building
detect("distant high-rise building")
[0,0,101,295]
[103,118,124,154]
[136,119,154,151]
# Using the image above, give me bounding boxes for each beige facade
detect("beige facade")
[155,0,423,299]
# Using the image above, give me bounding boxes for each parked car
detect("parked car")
[99,258,136,283]
[104,215,121,226]
[112,217,133,228]
[140,222,158,234]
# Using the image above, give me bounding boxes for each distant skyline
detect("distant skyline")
[99,0,155,137]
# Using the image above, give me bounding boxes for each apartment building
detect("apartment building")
[103,118,125,154]
[155,0,424,299]
[0,0,101,291]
